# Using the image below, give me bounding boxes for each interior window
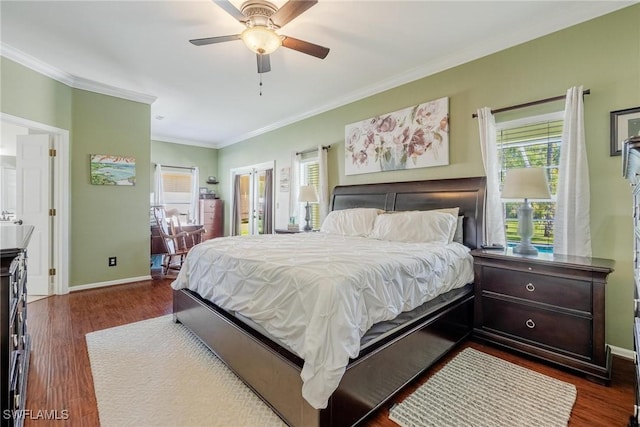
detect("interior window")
[497,113,562,253]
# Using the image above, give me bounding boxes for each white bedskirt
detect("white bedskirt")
[172,232,474,409]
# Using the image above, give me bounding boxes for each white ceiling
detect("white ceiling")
[0,1,634,148]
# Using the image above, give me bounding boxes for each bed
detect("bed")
[172,176,486,427]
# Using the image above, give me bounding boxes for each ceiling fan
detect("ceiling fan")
[190,0,330,74]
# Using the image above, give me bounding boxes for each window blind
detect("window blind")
[497,119,562,249]
[498,119,562,194]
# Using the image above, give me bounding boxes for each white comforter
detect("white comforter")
[171,232,474,409]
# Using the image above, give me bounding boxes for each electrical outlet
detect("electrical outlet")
[108,257,117,267]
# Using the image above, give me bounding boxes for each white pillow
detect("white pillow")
[429,207,460,243]
[320,208,383,236]
[369,210,457,244]
[454,216,464,244]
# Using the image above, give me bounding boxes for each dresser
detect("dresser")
[623,135,640,423]
[471,248,614,383]
[198,199,223,241]
[1,225,33,427]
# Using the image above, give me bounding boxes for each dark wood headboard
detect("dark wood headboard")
[330,176,486,249]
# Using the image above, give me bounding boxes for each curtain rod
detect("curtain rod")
[296,145,331,156]
[471,89,590,118]
[156,163,195,171]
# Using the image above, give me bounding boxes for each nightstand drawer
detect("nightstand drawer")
[482,266,591,312]
[482,297,592,358]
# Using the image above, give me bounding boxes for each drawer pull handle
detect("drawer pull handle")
[525,283,535,292]
[12,334,18,349]
[14,394,20,409]
[526,319,536,329]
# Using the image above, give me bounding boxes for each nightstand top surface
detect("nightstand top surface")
[471,248,615,273]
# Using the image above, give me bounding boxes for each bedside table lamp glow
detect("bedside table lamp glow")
[501,167,551,255]
[298,185,318,231]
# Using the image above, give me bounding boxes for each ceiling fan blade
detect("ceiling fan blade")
[281,36,329,59]
[213,0,246,22]
[189,34,241,46]
[270,0,317,28]
[257,54,271,73]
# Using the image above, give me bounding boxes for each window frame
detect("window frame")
[161,169,194,222]
[496,111,563,252]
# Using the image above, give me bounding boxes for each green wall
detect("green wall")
[151,140,218,191]
[0,57,71,130]
[71,89,151,284]
[1,58,152,287]
[217,5,640,349]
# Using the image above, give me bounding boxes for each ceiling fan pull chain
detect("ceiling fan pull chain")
[259,74,263,96]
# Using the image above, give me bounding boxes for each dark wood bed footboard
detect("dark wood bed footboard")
[174,287,474,427]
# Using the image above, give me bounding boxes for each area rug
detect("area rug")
[86,315,285,427]
[389,348,576,427]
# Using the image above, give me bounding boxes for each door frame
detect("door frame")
[230,161,274,236]
[1,112,70,295]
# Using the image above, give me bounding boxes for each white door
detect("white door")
[16,134,51,295]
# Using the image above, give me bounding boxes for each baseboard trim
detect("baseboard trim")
[70,275,152,292]
[609,344,635,360]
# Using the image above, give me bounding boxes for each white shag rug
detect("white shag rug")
[86,315,286,427]
[389,347,577,427]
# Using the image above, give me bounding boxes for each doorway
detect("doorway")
[0,113,70,295]
[230,161,274,236]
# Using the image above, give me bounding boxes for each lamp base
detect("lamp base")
[512,242,538,256]
[304,202,312,232]
[513,199,538,256]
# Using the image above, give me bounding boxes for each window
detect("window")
[161,169,194,222]
[298,157,321,230]
[497,113,562,252]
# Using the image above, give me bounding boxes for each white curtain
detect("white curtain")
[290,152,301,223]
[153,164,165,207]
[553,86,591,257]
[318,145,329,223]
[189,167,199,224]
[477,107,506,247]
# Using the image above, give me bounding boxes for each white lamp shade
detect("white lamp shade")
[299,185,319,203]
[501,167,551,200]
[240,26,282,55]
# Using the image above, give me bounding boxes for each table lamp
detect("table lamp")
[298,185,318,231]
[501,167,551,255]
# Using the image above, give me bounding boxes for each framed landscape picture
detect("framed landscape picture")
[90,154,136,185]
[610,106,640,156]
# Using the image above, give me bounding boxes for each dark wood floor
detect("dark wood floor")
[24,274,634,426]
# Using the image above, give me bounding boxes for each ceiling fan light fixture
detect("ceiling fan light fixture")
[240,26,282,55]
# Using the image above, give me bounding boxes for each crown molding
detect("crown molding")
[151,134,219,149]
[1,43,157,105]
[72,76,157,105]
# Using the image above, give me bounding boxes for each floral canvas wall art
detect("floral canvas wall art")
[90,154,136,185]
[344,97,449,175]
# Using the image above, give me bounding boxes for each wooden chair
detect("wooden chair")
[151,207,205,274]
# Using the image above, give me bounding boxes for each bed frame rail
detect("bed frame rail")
[174,287,473,427]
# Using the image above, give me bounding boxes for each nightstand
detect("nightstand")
[471,248,615,383]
